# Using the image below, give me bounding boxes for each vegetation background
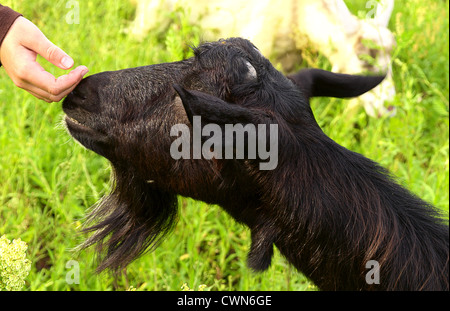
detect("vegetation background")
[0,0,448,290]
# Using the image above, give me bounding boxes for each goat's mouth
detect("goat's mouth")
[64,114,111,156]
[65,115,88,129]
[64,114,98,135]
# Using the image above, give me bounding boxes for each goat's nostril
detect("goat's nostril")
[72,89,87,100]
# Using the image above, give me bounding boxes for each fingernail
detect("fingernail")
[61,56,74,69]
[81,67,89,77]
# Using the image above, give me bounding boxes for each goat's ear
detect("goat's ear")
[173,84,262,125]
[287,68,385,100]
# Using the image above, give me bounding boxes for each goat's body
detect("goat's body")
[207,119,449,290]
[270,136,449,290]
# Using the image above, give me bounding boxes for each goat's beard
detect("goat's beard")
[77,168,178,273]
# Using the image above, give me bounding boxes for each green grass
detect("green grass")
[0,0,448,291]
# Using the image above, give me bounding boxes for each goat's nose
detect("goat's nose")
[63,75,103,113]
[70,88,87,100]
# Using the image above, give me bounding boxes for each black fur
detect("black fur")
[63,38,449,290]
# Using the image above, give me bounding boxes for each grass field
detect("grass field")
[0,0,448,291]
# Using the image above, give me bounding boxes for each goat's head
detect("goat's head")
[62,37,384,273]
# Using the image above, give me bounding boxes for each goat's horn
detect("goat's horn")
[374,0,394,28]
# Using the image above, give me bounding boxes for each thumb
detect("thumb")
[39,39,74,70]
[19,18,74,69]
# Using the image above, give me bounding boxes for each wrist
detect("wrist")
[0,5,23,65]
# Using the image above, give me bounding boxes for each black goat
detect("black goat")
[62,38,449,290]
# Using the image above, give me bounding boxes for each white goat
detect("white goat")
[129,0,396,117]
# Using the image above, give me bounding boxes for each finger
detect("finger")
[43,41,74,70]
[48,65,89,96]
[20,76,81,102]
[22,63,88,96]
[19,66,88,102]
[51,74,85,101]
[25,88,52,103]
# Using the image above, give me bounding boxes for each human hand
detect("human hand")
[0,16,88,102]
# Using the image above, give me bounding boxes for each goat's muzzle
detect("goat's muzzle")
[63,75,111,157]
